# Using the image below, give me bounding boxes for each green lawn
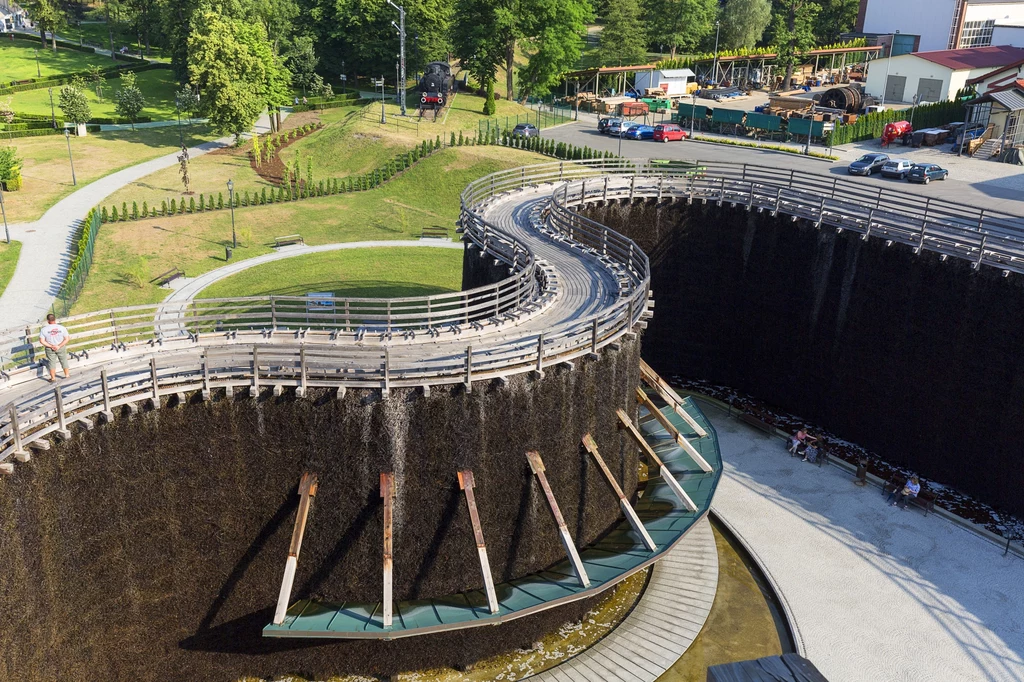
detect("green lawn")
[279,105,406,179]
[0,240,22,298]
[9,68,180,121]
[58,22,171,60]
[72,145,548,312]
[0,38,115,83]
[198,247,462,300]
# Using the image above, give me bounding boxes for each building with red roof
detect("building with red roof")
[865,45,1024,104]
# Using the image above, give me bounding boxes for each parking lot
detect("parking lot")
[540,119,1024,215]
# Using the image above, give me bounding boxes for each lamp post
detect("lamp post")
[34,48,40,77]
[909,93,919,128]
[175,96,184,147]
[804,100,815,155]
[64,128,76,186]
[386,0,407,116]
[379,77,387,124]
[711,21,721,85]
[227,179,236,248]
[880,30,899,107]
[690,91,697,140]
[48,87,56,129]
[0,183,9,245]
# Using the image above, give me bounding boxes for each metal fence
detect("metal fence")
[477,108,573,139]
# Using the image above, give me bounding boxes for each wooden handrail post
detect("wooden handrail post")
[201,351,211,400]
[9,404,28,462]
[535,333,544,375]
[465,345,473,388]
[100,368,113,421]
[381,472,395,628]
[273,472,319,625]
[458,470,499,613]
[110,311,119,345]
[526,451,590,587]
[150,357,159,403]
[251,345,260,396]
[298,345,307,397]
[581,434,656,551]
[54,385,71,440]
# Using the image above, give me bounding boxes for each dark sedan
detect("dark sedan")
[907,163,949,184]
[847,153,889,176]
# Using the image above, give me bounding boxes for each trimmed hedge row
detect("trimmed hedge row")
[1,125,101,139]
[51,207,102,316]
[0,62,171,96]
[826,100,967,146]
[290,96,366,112]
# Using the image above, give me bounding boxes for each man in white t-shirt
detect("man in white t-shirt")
[39,313,71,382]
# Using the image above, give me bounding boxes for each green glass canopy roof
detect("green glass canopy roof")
[263,390,721,639]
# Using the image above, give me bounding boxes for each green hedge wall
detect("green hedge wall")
[0,63,171,96]
[826,100,967,146]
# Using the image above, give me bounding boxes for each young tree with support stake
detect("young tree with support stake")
[58,78,92,135]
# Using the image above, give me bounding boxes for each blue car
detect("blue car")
[623,124,655,140]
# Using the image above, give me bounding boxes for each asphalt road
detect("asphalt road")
[541,122,1024,216]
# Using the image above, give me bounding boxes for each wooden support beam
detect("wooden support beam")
[0,462,13,475]
[458,470,499,614]
[636,388,714,474]
[201,351,211,401]
[273,384,283,397]
[273,472,319,625]
[639,360,708,438]
[9,405,29,463]
[381,472,395,628]
[251,346,260,396]
[100,369,114,422]
[150,357,160,407]
[296,345,308,398]
[581,434,656,551]
[616,410,697,512]
[77,416,94,431]
[53,386,71,440]
[525,451,590,587]
[29,439,51,451]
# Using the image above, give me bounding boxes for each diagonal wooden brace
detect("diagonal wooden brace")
[381,472,395,628]
[581,434,656,551]
[458,470,499,614]
[616,409,697,512]
[273,472,319,625]
[525,451,590,587]
[636,388,714,473]
[639,360,708,438]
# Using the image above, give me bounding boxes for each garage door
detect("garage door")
[885,75,907,103]
[916,78,943,104]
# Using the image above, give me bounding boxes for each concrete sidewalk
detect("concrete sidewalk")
[0,110,285,327]
[704,400,1024,681]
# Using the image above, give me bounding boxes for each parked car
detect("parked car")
[600,118,622,134]
[511,123,540,138]
[907,163,949,184]
[880,159,914,179]
[606,120,638,136]
[653,124,688,142]
[623,124,655,140]
[847,153,889,176]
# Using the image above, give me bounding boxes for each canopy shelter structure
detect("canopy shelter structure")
[685,45,884,89]
[562,64,659,98]
[965,83,1024,157]
[263,378,722,639]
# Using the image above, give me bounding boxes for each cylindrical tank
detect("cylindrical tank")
[818,86,863,113]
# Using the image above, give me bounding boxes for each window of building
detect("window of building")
[959,20,995,48]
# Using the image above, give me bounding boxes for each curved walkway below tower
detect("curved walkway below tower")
[700,399,1024,682]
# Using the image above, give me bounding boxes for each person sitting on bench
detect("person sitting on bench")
[788,428,816,455]
[887,476,920,510]
[802,442,820,464]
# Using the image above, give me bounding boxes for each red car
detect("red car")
[653,124,688,142]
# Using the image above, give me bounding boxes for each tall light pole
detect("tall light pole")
[387,0,407,116]
[48,87,56,129]
[910,93,919,128]
[711,21,721,85]
[175,96,184,147]
[379,77,387,124]
[0,183,9,245]
[881,30,899,107]
[227,180,236,248]
[690,91,697,140]
[64,128,76,186]
[34,49,42,77]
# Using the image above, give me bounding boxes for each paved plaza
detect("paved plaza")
[704,399,1024,682]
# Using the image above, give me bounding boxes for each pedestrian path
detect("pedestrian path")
[0,110,285,327]
[701,399,1024,682]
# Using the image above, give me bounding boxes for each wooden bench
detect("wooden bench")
[150,267,185,287]
[274,234,304,247]
[882,475,935,515]
[738,412,775,437]
[420,226,449,240]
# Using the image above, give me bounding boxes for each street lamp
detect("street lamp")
[386,0,407,116]
[48,87,56,129]
[690,91,697,140]
[910,93,919,128]
[881,31,899,107]
[0,182,9,244]
[64,128,76,186]
[34,49,40,77]
[175,96,184,147]
[227,179,236,248]
[711,21,721,86]
[378,77,387,124]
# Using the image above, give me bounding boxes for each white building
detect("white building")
[633,69,695,97]
[857,0,1024,52]
[864,45,1024,103]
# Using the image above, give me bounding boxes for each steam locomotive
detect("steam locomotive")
[419,61,455,108]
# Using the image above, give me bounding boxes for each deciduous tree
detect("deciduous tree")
[812,0,858,43]
[769,0,819,89]
[721,0,772,50]
[58,78,92,125]
[114,71,146,130]
[599,0,646,66]
[645,0,718,59]
[23,0,65,50]
[516,0,592,98]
